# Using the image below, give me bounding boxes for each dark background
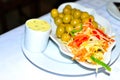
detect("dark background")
[0,0,77,34]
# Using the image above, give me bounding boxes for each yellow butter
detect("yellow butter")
[26,19,51,32]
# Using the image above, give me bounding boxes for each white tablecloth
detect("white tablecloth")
[0,0,120,80]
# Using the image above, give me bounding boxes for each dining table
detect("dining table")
[0,0,120,80]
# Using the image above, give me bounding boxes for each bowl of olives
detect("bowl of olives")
[50,2,113,40]
[50,2,115,69]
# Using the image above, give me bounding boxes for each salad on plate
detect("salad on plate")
[50,2,116,71]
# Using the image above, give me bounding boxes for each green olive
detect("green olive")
[59,12,64,19]
[56,26,65,38]
[51,8,59,18]
[82,17,90,24]
[54,17,63,26]
[70,18,80,26]
[65,24,73,33]
[58,23,65,27]
[63,7,71,15]
[71,8,77,15]
[63,14,72,23]
[61,33,71,42]
[73,9,81,19]
[81,12,89,19]
[65,5,72,10]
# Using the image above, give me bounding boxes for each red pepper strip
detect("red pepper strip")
[92,30,97,34]
[95,35,100,39]
[92,30,100,39]
[69,34,89,47]
[95,29,115,42]
[96,28,108,37]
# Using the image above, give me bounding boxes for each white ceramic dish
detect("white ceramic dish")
[22,31,119,76]
[50,2,116,69]
[22,2,118,76]
[107,0,120,20]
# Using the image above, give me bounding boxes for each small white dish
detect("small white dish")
[107,0,120,20]
[24,19,51,53]
[50,2,116,69]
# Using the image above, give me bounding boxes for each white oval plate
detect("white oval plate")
[22,30,119,77]
[50,2,116,69]
[22,3,118,77]
[107,0,120,20]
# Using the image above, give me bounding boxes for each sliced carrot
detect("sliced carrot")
[68,34,89,48]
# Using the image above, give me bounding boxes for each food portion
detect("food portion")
[50,4,115,67]
[51,5,98,42]
[26,19,51,32]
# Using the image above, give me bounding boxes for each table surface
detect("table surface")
[0,0,120,80]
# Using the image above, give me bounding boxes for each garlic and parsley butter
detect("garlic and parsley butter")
[26,19,51,32]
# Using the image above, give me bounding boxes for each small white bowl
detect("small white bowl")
[24,19,51,53]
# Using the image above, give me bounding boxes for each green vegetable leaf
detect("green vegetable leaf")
[70,24,83,36]
[90,55,111,71]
